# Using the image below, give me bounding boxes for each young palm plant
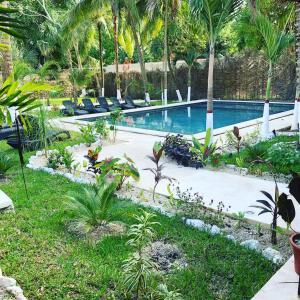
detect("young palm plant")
[123,210,159,298]
[189,0,243,144]
[254,12,294,139]
[0,153,14,180]
[66,176,119,233]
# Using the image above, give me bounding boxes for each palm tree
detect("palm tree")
[65,1,110,97]
[255,13,294,139]
[123,0,153,103]
[190,0,243,143]
[0,1,24,81]
[147,0,181,105]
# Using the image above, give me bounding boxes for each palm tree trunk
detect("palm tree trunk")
[113,3,121,100]
[261,61,272,139]
[167,51,182,102]
[187,66,192,102]
[73,41,83,70]
[67,49,77,102]
[292,1,300,130]
[97,21,105,97]
[206,42,215,142]
[248,0,257,21]
[1,1,13,82]
[163,0,168,105]
[129,16,150,103]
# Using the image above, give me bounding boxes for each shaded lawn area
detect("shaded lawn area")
[0,140,277,300]
[221,135,300,175]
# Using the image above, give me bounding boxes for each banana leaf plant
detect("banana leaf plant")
[190,128,219,165]
[251,172,300,245]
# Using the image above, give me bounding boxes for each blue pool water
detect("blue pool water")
[83,101,293,135]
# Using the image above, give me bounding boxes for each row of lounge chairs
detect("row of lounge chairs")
[0,116,70,150]
[62,96,146,116]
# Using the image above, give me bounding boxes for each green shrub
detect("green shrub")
[266,142,300,167]
[65,176,118,232]
[94,118,109,140]
[80,124,96,146]
[0,154,14,178]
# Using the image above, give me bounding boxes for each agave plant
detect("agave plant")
[66,176,118,232]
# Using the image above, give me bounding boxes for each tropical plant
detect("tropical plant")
[94,118,110,140]
[226,126,242,153]
[66,176,118,233]
[190,0,243,143]
[190,128,219,165]
[156,283,183,300]
[123,210,159,298]
[144,141,172,201]
[87,146,102,163]
[95,155,140,190]
[64,0,110,97]
[80,124,96,146]
[251,172,300,244]
[147,0,182,104]
[110,108,123,142]
[254,12,294,139]
[61,149,75,173]
[0,153,14,179]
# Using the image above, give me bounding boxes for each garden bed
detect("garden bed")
[0,138,281,299]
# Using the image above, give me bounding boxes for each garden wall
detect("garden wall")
[102,52,296,101]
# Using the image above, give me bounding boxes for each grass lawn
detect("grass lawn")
[221,135,300,175]
[0,136,278,299]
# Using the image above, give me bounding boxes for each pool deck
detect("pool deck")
[61,99,294,140]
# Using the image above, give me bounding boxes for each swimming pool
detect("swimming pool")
[82,101,293,135]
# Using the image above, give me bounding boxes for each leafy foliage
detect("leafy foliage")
[94,154,140,190]
[144,142,172,202]
[0,153,14,179]
[123,210,159,298]
[80,124,96,146]
[190,128,220,166]
[66,176,118,233]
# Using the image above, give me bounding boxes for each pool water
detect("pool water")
[84,101,293,135]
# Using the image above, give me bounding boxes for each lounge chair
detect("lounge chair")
[124,96,147,108]
[62,100,88,116]
[96,97,118,112]
[0,124,24,141]
[82,98,107,113]
[110,97,134,110]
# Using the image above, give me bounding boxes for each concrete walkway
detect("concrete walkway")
[252,257,300,300]
[53,120,300,231]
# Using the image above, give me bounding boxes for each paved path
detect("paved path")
[54,120,300,230]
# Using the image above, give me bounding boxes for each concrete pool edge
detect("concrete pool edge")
[59,100,294,140]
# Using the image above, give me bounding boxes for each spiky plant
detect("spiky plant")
[66,176,118,232]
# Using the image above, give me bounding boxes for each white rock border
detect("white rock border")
[0,269,27,300]
[28,145,284,265]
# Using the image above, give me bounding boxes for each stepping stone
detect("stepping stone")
[0,190,14,211]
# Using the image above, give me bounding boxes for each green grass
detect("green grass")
[0,137,278,300]
[221,135,300,175]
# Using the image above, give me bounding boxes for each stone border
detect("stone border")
[27,144,285,265]
[0,269,27,300]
